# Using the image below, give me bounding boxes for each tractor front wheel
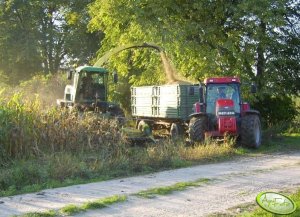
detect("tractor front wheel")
[241,115,262,148]
[188,117,207,144]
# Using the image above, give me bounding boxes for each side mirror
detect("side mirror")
[188,86,194,96]
[199,84,204,103]
[113,71,118,83]
[250,82,257,94]
[67,70,73,80]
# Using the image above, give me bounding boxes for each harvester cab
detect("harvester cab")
[189,77,261,148]
[57,66,124,117]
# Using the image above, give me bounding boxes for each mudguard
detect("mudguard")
[243,109,260,117]
[189,112,207,120]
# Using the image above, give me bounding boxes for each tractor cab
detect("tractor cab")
[205,83,241,115]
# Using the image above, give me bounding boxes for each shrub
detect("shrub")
[251,94,298,127]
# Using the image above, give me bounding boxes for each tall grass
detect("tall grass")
[0,93,125,159]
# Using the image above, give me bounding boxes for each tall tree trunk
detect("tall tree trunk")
[256,20,266,90]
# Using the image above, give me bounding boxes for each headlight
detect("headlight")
[218,111,235,116]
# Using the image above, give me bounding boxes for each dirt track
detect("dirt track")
[0,152,299,217]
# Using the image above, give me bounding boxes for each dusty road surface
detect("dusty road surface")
[0,152,299,217]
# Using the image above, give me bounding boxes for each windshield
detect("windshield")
[78,72,107,101]
[206,83,240,114]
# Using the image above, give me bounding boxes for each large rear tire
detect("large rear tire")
[188,117,207,144]
[241,115,262,148]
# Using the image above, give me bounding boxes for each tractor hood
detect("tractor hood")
[216,99,235,116]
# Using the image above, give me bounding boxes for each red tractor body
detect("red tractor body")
[188,76,261,148]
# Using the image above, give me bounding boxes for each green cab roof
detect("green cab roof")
[76,66,108,73]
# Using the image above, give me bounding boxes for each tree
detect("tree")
[88,0,299,95]
[0,0,102,84]
[0,0,42,82]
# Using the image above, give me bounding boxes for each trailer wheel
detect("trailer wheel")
[137,120,152,136]
[170,123,184,140]
[241,115,261,148]
[188,117,207,144]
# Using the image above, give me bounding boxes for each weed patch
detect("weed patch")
[17,195,127,217]
[17,210,56,217]
[59,195,127,215]
[135,178,211,198]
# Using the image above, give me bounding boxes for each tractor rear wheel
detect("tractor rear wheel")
[170,123,184,141]
[188,117,207,144]
[241,115,262,148]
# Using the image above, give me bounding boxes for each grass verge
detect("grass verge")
[17,210,56,217]
[1,133,299,197]
[60,195,127,215]
[135,178,211,198]
[17,195,127,217]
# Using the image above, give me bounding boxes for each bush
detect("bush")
[0,160,47,191]
[251,94,298,127]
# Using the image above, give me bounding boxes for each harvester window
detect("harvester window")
[91,74,104,85]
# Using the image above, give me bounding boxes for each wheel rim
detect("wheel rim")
[171,124,179,138]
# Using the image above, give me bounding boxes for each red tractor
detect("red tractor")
[188,77,261,148]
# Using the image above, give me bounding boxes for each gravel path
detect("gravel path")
[0,152,299,217]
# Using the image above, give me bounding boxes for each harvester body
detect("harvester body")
[57,66,123,117]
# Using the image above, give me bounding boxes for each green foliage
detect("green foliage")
[60,204,84,215]
[0,160,47,192]
[88,0,299,110]
[251,94,298,126]
[0,0,101,83]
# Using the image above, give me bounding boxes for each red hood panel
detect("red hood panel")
[216,99,234,108]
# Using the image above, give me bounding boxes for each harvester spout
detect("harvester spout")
[93,42,163,67]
